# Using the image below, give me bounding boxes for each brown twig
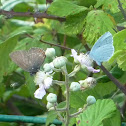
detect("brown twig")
[0,9,66,22]
[117,0,126,20]
[100,64,126,95]
[26,34,71,50]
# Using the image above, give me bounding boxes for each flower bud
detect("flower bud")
[47,93,57,103]
[43,63,53,73]
[70,82,80,91]
[45,48,55,58]
[46,102,54,109]
[53,56,67,68]
[86,95,96,105]
[79,77,96,90]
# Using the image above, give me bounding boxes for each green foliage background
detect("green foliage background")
[0,0,126,125]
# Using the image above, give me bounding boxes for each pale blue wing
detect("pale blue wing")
[89,32,114,66]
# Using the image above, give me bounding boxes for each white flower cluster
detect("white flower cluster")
[34,48,98,108]
[34,48,67,99]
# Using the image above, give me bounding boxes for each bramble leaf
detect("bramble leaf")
[48,0,87,17]
[76,99,116,126]
[83,10,115,44]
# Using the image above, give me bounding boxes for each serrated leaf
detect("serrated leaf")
[46,110,57,126]
[113,29,126,51]
[76,99,116,126]
[83,10,115,44]
[48,0,87,17]
[95,0,126,13]
[64,11,87,35]
[109,50,126,71]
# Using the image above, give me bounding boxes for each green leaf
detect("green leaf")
[24,72,36,97]
[9,26,33,38]
[76,99,116,126]
[78,0,97,7]
[83,10,115,44]
[46,110,57,126]
[3,85,31,102]
[113,29,126,51]
[0,0,2,6]
[103,110,121,126]
[95,0,126,13]
[48,0,87,17]
[0,35,18,80]
[10,19,34,26]
[109,50,126,71]
[0,83,5,98]
[64,11,87,35]
[1,0,34,11]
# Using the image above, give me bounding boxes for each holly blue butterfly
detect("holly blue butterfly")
[89,32,114,66]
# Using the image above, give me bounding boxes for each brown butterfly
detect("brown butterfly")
[9,47,45,75]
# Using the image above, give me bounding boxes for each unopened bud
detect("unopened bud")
[45,48,55,58]
[53,56,67,68]
[47,93,57,103]
[86,95,96,105]
[70,82,80,91]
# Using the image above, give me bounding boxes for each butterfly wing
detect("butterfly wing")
[9,50,31,72]
[89,32,114,66]
[27,48,45,73]
[10,48,45,74]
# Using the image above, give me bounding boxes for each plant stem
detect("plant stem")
[117,0,126,20]
[26,34,71,50]
[54,104,65,123]
[100,64,126,95]
[70,105,88,118]
[65,69,70,126]
[0,9,66,22]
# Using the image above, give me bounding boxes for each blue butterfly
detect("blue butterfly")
[89,32,114,66]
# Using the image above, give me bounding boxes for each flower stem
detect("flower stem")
[65,69,70,126]
[54,104,65,123]
[70,105,88,118]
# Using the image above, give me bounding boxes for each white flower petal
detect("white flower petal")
[71,49,80,63]
[78,54,93,67]
[44,77,53,89]
[71,49,78,57]
[34,86,46,99]
[34,71,46,85]
[86,66,100,73]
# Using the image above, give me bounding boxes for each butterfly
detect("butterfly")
[9,47,45,75]
[89,32,114,66]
